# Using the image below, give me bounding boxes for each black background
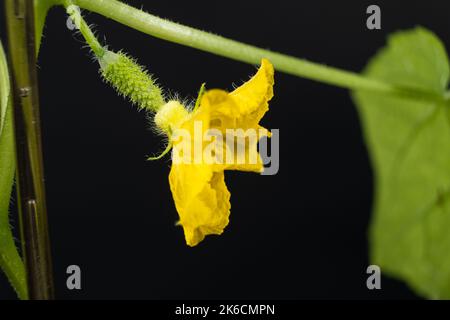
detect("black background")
[1,0,449,300]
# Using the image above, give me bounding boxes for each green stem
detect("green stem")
[35,0,61,53]
[65,2,105,57]
[60,0,444,103]
[78,17,104,57]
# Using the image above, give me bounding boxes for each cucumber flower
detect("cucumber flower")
[154,59,275,246]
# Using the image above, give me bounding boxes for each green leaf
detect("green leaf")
[353,27,450,299]
[0,41,28,300]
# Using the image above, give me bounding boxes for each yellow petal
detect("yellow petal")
[229,58,274,126]
[169,108,230,246]
[169,163,230,246]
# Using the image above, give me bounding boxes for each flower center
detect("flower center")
[154,100,189,133]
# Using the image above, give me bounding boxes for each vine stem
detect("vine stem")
[65,2,105,57]
[54,0,446,103]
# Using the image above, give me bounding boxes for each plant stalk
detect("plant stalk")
[4,0,54,300]
[64,0,445,103]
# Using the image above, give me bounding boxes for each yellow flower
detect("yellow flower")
[155,59,274,246]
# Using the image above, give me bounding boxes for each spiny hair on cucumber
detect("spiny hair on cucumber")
[98,50,166,112]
